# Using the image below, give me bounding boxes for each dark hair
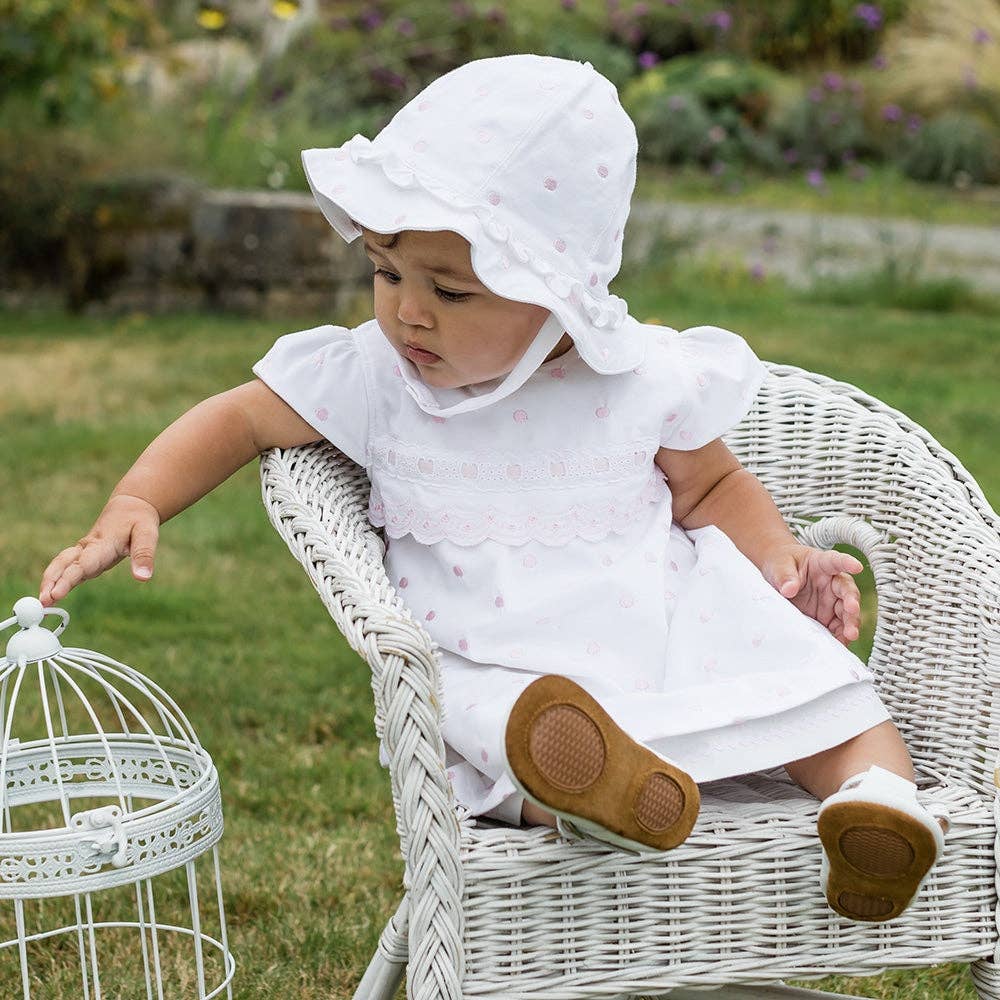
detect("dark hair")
[350,218,399,248]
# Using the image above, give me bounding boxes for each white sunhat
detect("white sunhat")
[300,52,650,416]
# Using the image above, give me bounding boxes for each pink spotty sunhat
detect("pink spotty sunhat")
[300,53,649,416]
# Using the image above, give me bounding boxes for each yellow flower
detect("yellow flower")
[271,0,301,19]
[196,4,227,30]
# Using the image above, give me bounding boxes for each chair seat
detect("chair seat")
[459,768,995,997]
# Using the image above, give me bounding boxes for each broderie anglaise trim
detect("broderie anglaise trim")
[369,436,659,491]
[368,468,671,545]
[341,134,629,333]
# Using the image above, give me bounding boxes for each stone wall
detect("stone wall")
[9,177,998,317]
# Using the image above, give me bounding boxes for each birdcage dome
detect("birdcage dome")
[0,596,234,998]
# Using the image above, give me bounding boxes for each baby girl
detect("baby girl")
[38,54,949,923]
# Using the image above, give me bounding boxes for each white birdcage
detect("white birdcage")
[0,597,235,999]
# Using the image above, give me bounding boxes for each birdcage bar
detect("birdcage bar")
[0,598,234,996]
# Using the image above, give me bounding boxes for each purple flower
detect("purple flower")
[854,3,882,30]
[827,111,843,126]
[823,72,844,91]
[973,27,992,45]
[761,235,778,254]
[782,147,799,164]
[451,1,472,19]
[749,262,766,282]
[964,66,978,89]
[638,51,660,69]
[561,0,577,9]
[485,6,506,23]
[710,160,726,176]
[361,8,383,30]
[706,10,732,32]
[871,53,888,69]
[397,16,416,35]
[806,168,825,189]
[370,65,406,91]
[634,2,650,15]
[841,149,856,163]
[707,124,727,143]
[906,114,922,134]
[881,103,902,122]
[808,86,824,103]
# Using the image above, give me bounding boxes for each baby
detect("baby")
[38,54,949,923]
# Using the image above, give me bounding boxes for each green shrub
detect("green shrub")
[898,111,1000,186]
[771,83,875,169]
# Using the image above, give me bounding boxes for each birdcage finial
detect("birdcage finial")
[0,596,68,664]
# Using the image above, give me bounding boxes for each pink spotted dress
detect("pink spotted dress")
[253,317,890,826]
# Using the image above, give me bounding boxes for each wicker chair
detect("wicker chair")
[258,360,1000,1000]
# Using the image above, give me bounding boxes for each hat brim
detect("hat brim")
[301,146,647,376]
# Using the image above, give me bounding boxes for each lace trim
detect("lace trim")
[368,470,671,545]
[341,134,628,332]
[369,437,660,490]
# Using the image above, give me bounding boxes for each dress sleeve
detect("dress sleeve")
[659,325,769,451]
[252,324,371,468]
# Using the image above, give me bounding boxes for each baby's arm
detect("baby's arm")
[656,439,863,644]
[39,379,321,606]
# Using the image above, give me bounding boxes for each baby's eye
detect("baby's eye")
[373,268,470,303]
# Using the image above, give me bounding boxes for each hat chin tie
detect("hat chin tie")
[395,312,568,418]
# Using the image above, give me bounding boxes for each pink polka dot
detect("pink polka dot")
[476,84,489,96]
[506,463,522,479]
[315,408,328,422]
[597,164,609,178]
[670,561,679,572]
[554,238,566,253]
[614,228,621,241]
[462,462,478,479]
[393,364,402,377]
[595,405,610,418]
[418,101,431,111]
[543,177,558,191]
[418,458,434,474]
[633,365,645,375]
[481,749,489,763]
[452,565,464,577]
[665,412,678,422]
[432,416,446,424]
[550,461,566,477]
[494,595,504,608]
[601,556,613,567]
[393,213,407,225]
[425,610,436,621]
[399,577,408,588]
[679,430,693,442]
[487,191,501,206]
[413,139,428,153]
[550,367,565,379]
[513,409,528,423]
[334,149,348,161]
[476,128,492,143]
[619,595,635,608]
[587,641,600,655]
[589,273,599,287]
[522,555,537,568]
[459,638,469,652]
[582,108,594,119]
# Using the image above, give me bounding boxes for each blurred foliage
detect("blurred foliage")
[899,111,1000,185]
[1,0,162,124]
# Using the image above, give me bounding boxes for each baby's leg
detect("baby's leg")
[784,719,913,799]
[522,799,557,827]
[784,719,946,832]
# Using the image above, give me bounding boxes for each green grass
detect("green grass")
[1,264,998,997]
[635,161,1000,229]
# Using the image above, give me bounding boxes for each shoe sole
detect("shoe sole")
[818,800,939,921]
[504,674,700,852]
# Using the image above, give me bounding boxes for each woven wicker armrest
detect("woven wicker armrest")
[257,441,464,938]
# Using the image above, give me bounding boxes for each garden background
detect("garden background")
[1,1,999,997]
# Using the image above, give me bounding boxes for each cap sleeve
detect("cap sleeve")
[659,325,769,451]
[252,324,370,468]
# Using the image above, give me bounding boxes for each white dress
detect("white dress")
[253,318,890,826]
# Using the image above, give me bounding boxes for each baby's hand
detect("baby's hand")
[39,495,161,607]
[761,543,864,645]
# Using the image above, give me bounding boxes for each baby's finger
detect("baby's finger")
[819,549,864,576]
[39,547,83,604]
[128,522,159,580]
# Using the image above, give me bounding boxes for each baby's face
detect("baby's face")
[361,227,572,389]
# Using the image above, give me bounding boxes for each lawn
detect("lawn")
[0,263,997,998]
